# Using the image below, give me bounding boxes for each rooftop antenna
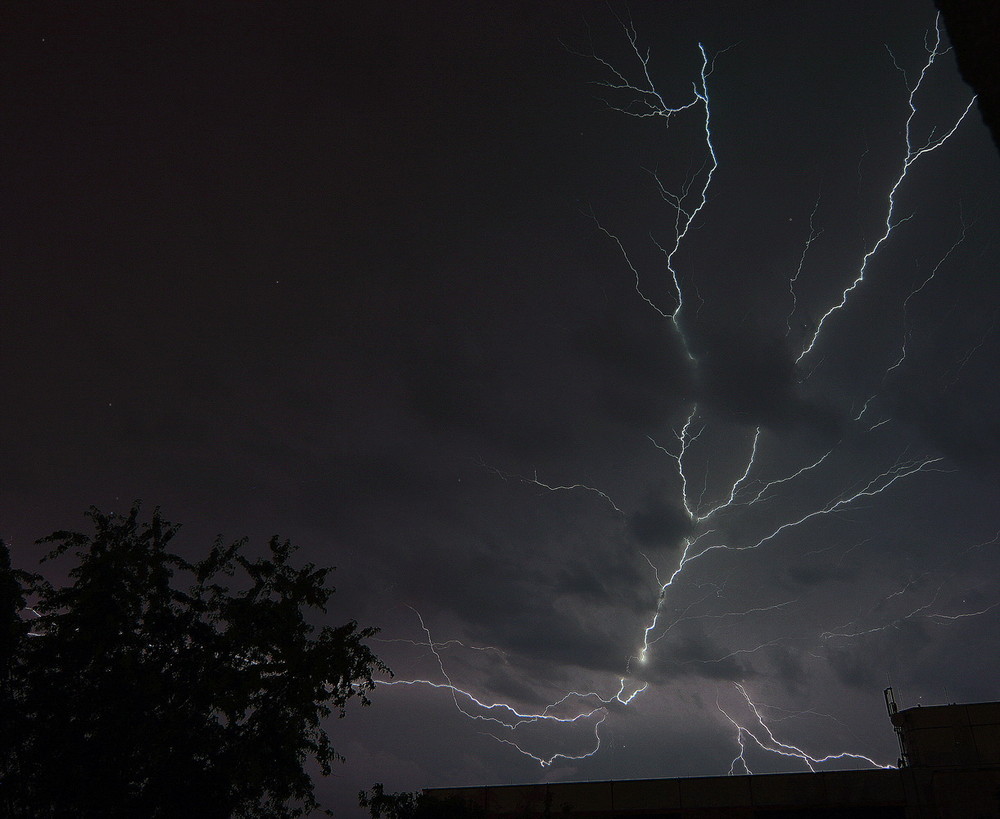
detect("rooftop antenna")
[884,687,908,768]
[884,686,898,716]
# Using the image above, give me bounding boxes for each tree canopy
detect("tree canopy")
[0,505,387,818]
[359,783,486,819]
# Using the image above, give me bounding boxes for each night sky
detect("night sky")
[3,2,999,816]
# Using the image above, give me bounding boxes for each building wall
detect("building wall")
[428,701,1000,818]
[892,701,1000,769]
[431,769,911,818]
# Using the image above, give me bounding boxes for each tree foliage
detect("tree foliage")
[0,505,387,818]
[359,783,485,819]
[359,783,570,819]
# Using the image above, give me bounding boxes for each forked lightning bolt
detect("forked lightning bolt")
[795,16,976,364]
[719,684,895,773]
[377,15,989,773]
[584,24,720,361]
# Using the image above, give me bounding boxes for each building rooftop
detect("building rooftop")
[426,697,1000,818]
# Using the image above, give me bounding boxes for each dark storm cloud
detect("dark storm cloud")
[379,501,665,682]
[482,666,550,706]
[643,621,751,683]
[695,328,842,439]
[889,378,1000,479]
[627,492,693,549]
[697,330,795,421]
[825,643,887,691]
[394,532,656,680]
[824,617,932,690]
[5,2,999,812]
[869,244,1000,479]
[397,542,644,679]
[401,315,587,459]
[489,609,635,677]
[574,302,693,428]
[767,644,808,692]
[784,561,859,588]
[401,311,497,426]
[552,558,650,609]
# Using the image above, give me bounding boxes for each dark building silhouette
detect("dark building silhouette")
[427,695,1000,818]
[935,0,1000,153]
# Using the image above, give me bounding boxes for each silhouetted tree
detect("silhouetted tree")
[360,784,577,818]
[359,783,486,819]
[0,505,387,818]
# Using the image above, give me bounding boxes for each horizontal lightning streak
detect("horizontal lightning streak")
[373,636,509,661]
[486,712,609,768]
[684,638,787,665]
[745,450,833,506]
[636,455,945,661]
[721,684,894,773]
[648,599,796,649]
[524,470,625,515]
[927,603,1000,621]
[486,464,624,515]
[377,610,631,766]
[744,457,944,551]
[376,678,606,728]
[821,593,1000,639]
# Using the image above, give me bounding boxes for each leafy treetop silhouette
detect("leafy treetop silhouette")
[0,504,388,818]
[359,783,486,819]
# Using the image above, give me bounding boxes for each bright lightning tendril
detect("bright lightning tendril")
[719,684,896,774]
[377,15,988,773]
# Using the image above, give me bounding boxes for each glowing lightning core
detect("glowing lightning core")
[375,14,988,774]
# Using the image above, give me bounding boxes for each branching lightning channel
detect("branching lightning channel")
[376,17,990,774]
[586,25,720,361]
[633,454,944,666]
[403,391,951,762]
[744,449,834,507]
[885,223,968,376]
[946,308,998,388]
[486,464,625,516]
[739,456,946,552]
[786,196,824,337]
[633,576,797,652]
[373,635,509,662]
[376,611,607,738]
[720,684,894,774]
[692,428,761,522]
[648,405,703,519]
[817,535,1000,641]
[375,609,638,766]
[795,14,976,365]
